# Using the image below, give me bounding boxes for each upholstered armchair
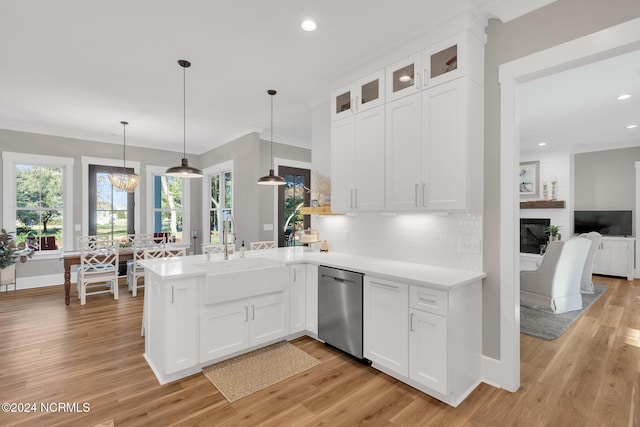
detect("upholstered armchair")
[579,232,602,294]
[520,237,592,314]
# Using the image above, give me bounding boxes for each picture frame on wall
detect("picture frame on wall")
[519,161,539,199]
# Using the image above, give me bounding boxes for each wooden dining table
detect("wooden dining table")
[61,244,189,305]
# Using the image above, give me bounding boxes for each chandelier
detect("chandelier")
[109,121,140,192]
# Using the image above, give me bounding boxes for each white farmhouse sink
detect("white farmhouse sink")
[196,258,288,304]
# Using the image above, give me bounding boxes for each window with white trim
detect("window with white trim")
[203,161,233,244]
[2,152,74,255]
[146,166,190,243]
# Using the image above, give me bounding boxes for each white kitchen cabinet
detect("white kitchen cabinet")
[331,105,385,213]
[409,308,447,394]
[408,282,481,406]
[331,70,385,121]
[305,264,318,335]
[199,291,289,364]
[592,236,635,280]
[386,52,422,102]
[289,264,307,334]
[200,299,249,362]
[385,77,478,211]
[385,92,422,211]
[165,278,199,374]
[422,33,466,89]
[363,277,409,376]
[361,275,482,407]
[251,292,289,346]
[421,77,468,210]
[144,274,200,379]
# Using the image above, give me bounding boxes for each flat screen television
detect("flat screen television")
[574,210,632,236]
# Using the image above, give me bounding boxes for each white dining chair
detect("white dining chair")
[126,234,161,297]
[249,241,277,250]
[201,244,234,255]
[77,239,119,305]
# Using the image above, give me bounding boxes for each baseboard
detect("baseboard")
[16,272,77,290]
[481,354,505,390]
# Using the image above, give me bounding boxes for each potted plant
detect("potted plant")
[0,228,34,270]
[546,225,561,242]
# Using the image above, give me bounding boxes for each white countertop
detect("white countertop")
[139,247,486,290]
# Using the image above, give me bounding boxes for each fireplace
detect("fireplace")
[520,218,550,254]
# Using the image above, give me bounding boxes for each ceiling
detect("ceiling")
[520,48,640,154]
[0,0,551,155]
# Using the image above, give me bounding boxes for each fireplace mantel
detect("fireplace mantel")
[520,200,566,209]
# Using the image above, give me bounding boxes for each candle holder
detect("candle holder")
[542,182,548,200]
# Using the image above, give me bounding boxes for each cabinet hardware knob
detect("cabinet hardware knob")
[410,312,415,331]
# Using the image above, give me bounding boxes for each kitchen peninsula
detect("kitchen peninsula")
[140,247,485,407]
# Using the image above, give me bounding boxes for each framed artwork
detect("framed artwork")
[519,161,539,199]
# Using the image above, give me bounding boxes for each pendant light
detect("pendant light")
[257,89,286,185]
[109,121,140,192]
[165,59,202,178]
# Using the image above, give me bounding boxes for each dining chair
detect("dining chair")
[201,244,235,255]
[77,239,119,305]
[249,241,277,250]
[126,234,160,297]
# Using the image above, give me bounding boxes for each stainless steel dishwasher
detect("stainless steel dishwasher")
[318,265,364,359]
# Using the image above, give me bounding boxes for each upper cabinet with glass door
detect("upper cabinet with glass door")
[331,69,385,121]
[385,53,422,103]
[421,33,467,89]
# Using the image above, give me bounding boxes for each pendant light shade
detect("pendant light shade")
[257,89,286,185]
[165,59,202,178]
[109,121,140,192]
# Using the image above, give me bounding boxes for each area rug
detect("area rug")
[520,283,608,341]
[202,341,320,402]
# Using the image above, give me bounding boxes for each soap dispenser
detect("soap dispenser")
[240,240,246,258]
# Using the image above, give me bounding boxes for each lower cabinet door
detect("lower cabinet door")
[250,292,289,346]
[409,309,448,395]
[200,300,249,363]
[165,280,199,374]
[363,277,409,376]
[305,264,319,334]
[289,264,307,334]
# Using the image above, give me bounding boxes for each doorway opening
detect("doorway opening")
[277,165,310,247]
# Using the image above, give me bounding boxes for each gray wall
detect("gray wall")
[0,128,197,278]
[484,0,640,358]
[574,146,640,235]
[199,132,261,249]
[1,128,310,279]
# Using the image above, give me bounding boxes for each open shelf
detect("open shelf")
[299,206,342,215]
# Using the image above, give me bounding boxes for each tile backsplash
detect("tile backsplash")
[314,212,483,272]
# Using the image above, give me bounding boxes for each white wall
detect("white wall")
[520,150,572,237]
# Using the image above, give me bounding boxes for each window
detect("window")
[203,161,233,244]
[2,152,74,255]
[146,166,190,243]
[82,156,140,248]
[88,165,135,240]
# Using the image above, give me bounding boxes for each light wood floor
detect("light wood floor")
[0,275,638,426]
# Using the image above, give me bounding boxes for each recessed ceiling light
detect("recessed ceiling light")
[538,142,547,146]
[627,124,638,129]
[301,20,317,31]
[398,75,411,83]
[617,94,632,100]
